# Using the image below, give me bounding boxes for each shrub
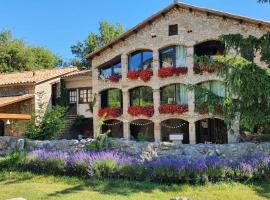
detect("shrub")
[89,159,118,179]
[119,164,146,180]
[0,151,26,170]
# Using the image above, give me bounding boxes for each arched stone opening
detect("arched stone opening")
[100,88,123,109]
[195,118,228,144]
[194,40,225,56]
[161,118,189,143]
[130,119,154,142]
[102,119,123,138]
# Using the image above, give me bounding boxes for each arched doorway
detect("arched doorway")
[161,119,189,143]
[196,118,228,144]
[0,120,4,136]
[102,119,123,138]
[130,119,154,142]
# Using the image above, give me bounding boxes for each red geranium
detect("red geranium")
[98,107,123,118]
[139,69,153,82]
[127,70,140,80]
[128,105,154,117]
[158,66,188,78]
[159,104,188,114]
[108,74,121,83]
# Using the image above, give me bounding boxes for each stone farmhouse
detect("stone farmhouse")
[1,2,269,144]
[0,68,77,136]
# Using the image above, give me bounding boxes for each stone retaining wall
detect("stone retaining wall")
[1,136,270,161]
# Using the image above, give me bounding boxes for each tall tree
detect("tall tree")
[0,30,62,73]
[71,20,124,69]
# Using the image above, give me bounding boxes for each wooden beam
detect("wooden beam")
[0,113,31,120]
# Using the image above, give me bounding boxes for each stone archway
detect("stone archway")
[130,119,154,142]
[102,119,123,138]
[161,118,189,144]
[195,118,228,144]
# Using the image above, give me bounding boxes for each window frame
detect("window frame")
[160,84,188,105]
[129,87,153,106]
[79,87,92,104]
[168,24,178,36]
[68,89,77,104]
[128,50,153,71]
[159,46,177,67]
[99,60,121,79]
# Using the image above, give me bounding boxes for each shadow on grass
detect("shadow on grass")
[47,185,85,197]
[253,182,270,199]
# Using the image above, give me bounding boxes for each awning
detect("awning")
[0,113,31,120]
[0,94,34,108]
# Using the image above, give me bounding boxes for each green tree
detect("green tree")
[258,0,270,3]
[0,30,62,72]
[71,20,124,68]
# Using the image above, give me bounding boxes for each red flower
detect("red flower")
[127,69,153,82]
[128,105,154,117]
[158,66,188,78]
[159,104,188,114]
[127,71,140,80]
[108,74,121,82]
[98,107,123,118]
[139,69,153,82]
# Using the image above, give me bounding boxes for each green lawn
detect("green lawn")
[0,171,269,200]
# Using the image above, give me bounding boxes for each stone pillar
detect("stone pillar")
[93,93,101,138]
[153,89,160,116]
[188,88,195,116]
[189,121,196,144]
[186,47,194,77]
[154,121,161,142]
[123,120,130,139]
[121,54,128,82]
[152,49,160,77]
[228,114,240,143]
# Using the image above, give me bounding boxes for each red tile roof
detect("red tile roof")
[0,94,35,108]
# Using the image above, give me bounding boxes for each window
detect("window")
[130,87,153,106]
[79,88,92,104]
[101,89,122,108]
[128,50,153,71]
[241,49,254,62]
[194,40,225,56]
[169,24,178,36]
[161,84,188,104]
[201,81,225,97]
[99,60,121,79]
[160,45,187,67]
[69,90,77,104]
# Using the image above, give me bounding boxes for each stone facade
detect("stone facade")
[90,5,270,143]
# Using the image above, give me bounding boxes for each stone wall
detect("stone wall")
[1,136,270,161]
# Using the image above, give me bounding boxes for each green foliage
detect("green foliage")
[56,80,69,107]
[71,20,124,68]
[87,95,96,113]
[119,164,146,180]
[0,30,62,72]
[90,159,118,179]
[0,151,26,170]
[26,105,66,140]
[136,132,149,142]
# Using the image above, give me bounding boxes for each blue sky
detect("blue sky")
[0,0,269,61]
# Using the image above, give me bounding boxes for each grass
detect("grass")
[0,171,270,200]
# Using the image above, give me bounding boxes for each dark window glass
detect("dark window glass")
[241,50,254,62]
[69,90,77,104]
[79,88,92,104]
[194,40,225,56]
[99,60,121,79]
[130,87,153,106]
[128,51,153,71]
[169,24,178,36]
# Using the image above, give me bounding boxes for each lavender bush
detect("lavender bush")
[21,149,270,183]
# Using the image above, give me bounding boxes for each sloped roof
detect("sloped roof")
[62,70,92,79]
[86,2,270,60]
[0,94,34,108]
[0,68,78,86]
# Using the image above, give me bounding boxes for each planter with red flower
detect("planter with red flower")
[158,67,188,78]
[159,104,188,115]
[108,74,122,83]
[127,69,153,82]
[193,56,219,74]
[128,105,154,117]
[98,107,123,118]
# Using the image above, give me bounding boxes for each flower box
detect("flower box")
[127,69,153,82]
[158,67,188,78]
[128,105,154,117]
[159,104,188,114]
[98,107,123,118]
[108,74,122,83]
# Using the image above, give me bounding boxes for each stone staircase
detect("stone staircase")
[60,115,77,138]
